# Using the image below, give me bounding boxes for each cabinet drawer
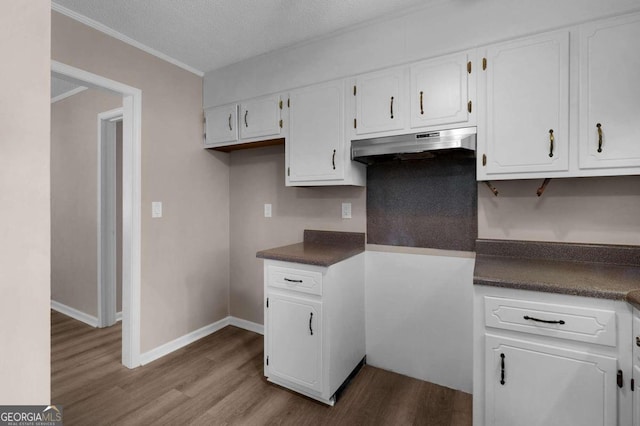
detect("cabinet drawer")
[484,296,616,347]
[267,265,323,296]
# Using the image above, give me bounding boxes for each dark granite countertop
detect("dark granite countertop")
[256,230,365,267]
[474,239,640,308]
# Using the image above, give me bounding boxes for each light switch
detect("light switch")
[152,201,162,218]
[264,203,272,218]
[342,202,352,219]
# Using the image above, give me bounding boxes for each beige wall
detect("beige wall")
[52,12,230,353]
[0,2,51,404]
[51,89,121,317]
[229,145,365,324]
[478,176,640,246]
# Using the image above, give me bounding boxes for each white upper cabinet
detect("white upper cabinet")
[410,52,472,129]
[239,94,283,141]
[353,67,406,136]
[287,80,365,186]
[204,103,238,147]
[579,14,640,172]
[477,30,570,180]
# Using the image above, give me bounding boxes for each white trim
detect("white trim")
[97,108,123,329]
[51,3,204,77]
[229,316,264,335]
[116,312,123,322]
[139,317,231,365]
[51,300,98,328]
[51,86,87,104]
[52,60,143,369]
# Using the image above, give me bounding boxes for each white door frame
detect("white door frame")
[97,108,123,329]
[52,61,142,369]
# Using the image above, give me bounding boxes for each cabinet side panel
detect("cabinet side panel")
[325,254,366,396]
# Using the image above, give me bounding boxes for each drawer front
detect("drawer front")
[484,296,617,347]
[267,265,323,296]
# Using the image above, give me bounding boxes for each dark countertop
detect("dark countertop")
[256,230,365,267]
[474,239,640,308]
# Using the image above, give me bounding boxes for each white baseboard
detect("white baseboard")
[51,300,98,328]
[115,311,122,322]
[138,315,264,366]
[229,316,264,335]
[139,316,230,365]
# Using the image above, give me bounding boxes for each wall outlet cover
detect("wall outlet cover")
[342,202,352,219]
[264,203,272,218]
[152,201,162,218]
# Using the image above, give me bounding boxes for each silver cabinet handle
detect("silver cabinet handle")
[228,114,232,131]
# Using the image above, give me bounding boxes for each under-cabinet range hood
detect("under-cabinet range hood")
[351,126,476,165]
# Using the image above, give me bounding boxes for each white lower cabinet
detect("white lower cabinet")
[485,334,617,426]
[634,309,640,426]
[474,286,634,426]
[267,293,322,393]
[263,255,365,405]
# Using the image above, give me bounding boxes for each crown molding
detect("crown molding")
[51,3,204,77]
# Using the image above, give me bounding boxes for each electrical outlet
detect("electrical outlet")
[341,202,352,219]
[264,203,272,218]
[152,201,162,218]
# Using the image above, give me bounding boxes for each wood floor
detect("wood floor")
[52,311,472,425]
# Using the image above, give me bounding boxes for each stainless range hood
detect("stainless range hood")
[351,126,476,165]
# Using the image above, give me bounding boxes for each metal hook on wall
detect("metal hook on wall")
[483,181,499,197]
[536,178,552,197]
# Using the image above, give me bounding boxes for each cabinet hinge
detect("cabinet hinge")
[467,61,472,74]
[279,100,283,109]
[482,154,487,166]
[468,100,472,113]
[482,57,487,70]
[266,356,269,366]
[354,118,357,129]
[287,167,290,177]
[279,119,283,128]
[266,297,269,308]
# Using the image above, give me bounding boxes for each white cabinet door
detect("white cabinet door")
[288,80,344,182]
[204,104,238,147]
[267,292,322,393]
[239,95,282,140]
[480,31,569,178]
[579,14,640,170]
[485,335,617,426]
[354,68,405,135]
[410,52,469,129]
[633,364,640,426]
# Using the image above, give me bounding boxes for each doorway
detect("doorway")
[51,61,142,369]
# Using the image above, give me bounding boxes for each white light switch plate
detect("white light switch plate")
[342,202,352,219]
[264,203,272,218]
[152,201,162,218]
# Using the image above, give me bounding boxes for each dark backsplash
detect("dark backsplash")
[366,154,477,251]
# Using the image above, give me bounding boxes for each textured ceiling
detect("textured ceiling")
[52,0,442,74]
